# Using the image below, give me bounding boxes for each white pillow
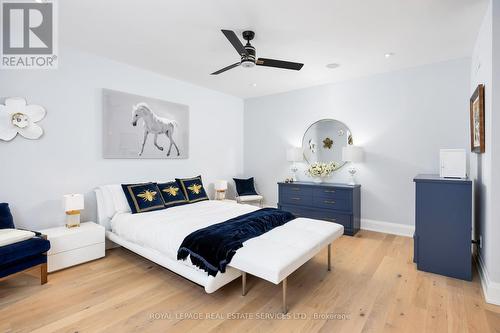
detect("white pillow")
[98,185,116,220]
[0,229,36,247]
[108,184,131,213]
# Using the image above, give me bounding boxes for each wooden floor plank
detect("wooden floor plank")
[0,230,498,333]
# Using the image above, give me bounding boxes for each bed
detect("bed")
[95,184,344,300]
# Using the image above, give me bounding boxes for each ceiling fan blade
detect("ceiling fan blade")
[221,30,248,57]
[210,62,241,75]
[256,58,304,71]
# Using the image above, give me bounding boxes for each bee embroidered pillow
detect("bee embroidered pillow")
[121,183,165,214]
[176,176,209,203]
[157,181,188,207]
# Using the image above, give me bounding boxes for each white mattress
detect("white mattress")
[111,200,258,270]
[109,199,343,292]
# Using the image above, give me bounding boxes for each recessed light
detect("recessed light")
[326,63,340,69]
[251,83,257,87]
[385,52,395,58]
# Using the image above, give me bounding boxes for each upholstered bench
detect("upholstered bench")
[0,203,51,284]
[0,233,50,284]
[229,218,344,313]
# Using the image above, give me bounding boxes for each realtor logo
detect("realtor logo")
[1,0,58,69]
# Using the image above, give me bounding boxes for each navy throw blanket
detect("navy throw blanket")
[177,208,295,277]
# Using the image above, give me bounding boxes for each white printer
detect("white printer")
[440,149,467,179]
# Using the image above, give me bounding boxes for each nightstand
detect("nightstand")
[38,222,105,272]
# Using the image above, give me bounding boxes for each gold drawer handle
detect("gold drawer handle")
[324,200,336,204]
[291,188,301,191]
[291,197,301,201]
[325,218,337,222]
[324,190,336,193]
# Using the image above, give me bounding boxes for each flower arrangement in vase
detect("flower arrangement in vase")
[306,162,338,183]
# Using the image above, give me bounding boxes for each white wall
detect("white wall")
[244,59,471,228]
[0,48,244,230]
[471,0,493,285]
[471,0,500,304]
[491,0,500,285]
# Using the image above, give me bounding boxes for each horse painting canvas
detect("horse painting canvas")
[103,89,189,159]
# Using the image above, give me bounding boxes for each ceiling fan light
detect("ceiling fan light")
[241,60,255,68]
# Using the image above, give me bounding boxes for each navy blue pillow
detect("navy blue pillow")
[121,183,165,214]
[0,203,15,229]
[176,176,209,203]
[233,177,258,196]
[157,181,188,208]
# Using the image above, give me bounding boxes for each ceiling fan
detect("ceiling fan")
[211,30,304,75]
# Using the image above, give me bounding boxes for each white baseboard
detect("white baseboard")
[361,218,414,237]
[476,254,500,305]
[269,203,414,237]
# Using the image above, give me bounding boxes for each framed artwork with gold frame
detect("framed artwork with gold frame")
[470,84,485,153]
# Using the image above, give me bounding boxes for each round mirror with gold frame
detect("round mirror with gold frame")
[302,119,352,169]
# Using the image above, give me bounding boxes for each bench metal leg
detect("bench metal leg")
[242,272,247,296]
[282,277,287,314]
[328,244,331,271]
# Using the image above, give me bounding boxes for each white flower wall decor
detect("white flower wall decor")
[0,97,46,141]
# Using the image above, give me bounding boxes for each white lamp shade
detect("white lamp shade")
[214,180,228,191]
[64,194,84,212]
[342,146,364,163]
[286,147,304,162]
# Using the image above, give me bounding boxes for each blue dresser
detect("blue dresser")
[277,182,361,236]
[414,174,472,281]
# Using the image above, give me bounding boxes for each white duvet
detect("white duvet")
[111,200,258,263]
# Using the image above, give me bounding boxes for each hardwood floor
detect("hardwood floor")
[1,230,499,333]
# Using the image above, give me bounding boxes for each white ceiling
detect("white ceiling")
[60,0,488,99]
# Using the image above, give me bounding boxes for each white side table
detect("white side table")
[38,222,105,272]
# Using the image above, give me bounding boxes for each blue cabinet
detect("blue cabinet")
[414,174,472,281]
[278,182,361,236]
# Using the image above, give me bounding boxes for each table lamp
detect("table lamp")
[342,146,364,185]
[286,147,304,182]
[64,194,84,228]
[214,180,228,200]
